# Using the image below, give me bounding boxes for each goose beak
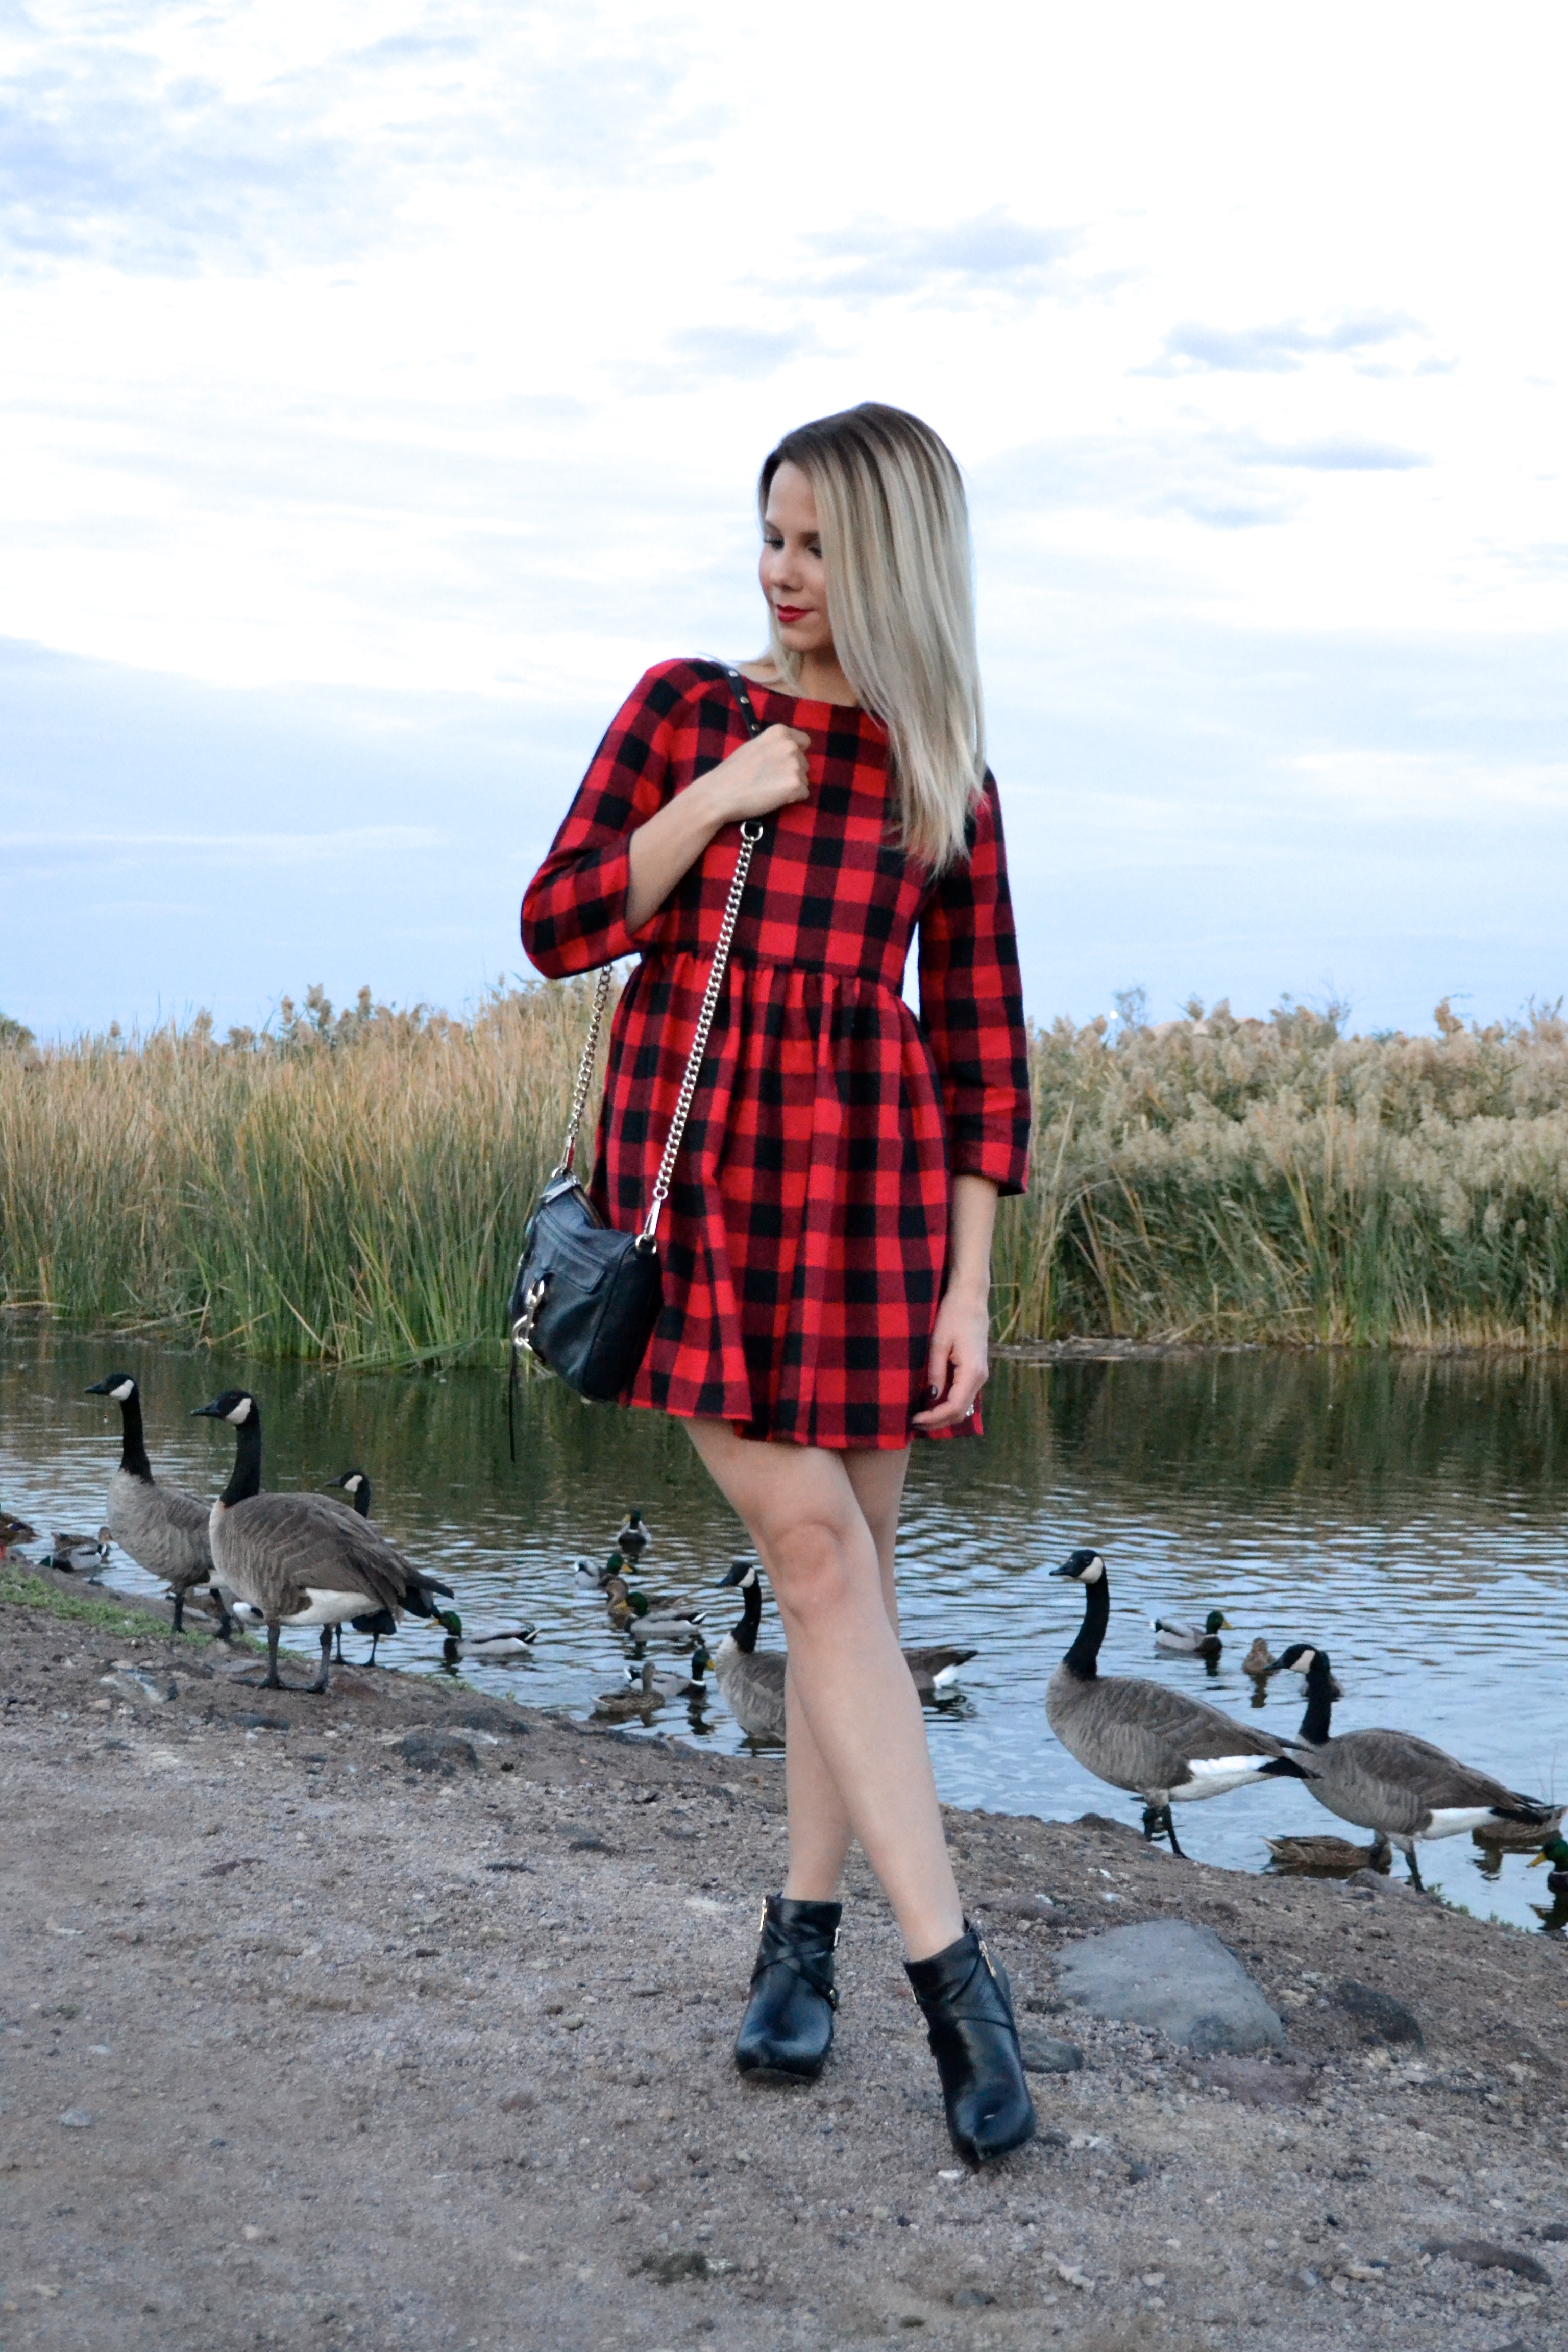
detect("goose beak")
[1049,1562,1080,1579]
[191,1400,224,1418]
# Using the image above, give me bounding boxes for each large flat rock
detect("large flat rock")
[1056,1919,1285,2054]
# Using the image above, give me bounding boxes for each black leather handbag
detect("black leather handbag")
[506,662,766,1422]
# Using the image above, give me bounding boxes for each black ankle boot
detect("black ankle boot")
[733,1894,841,2083]
[905,1921,1036,2164]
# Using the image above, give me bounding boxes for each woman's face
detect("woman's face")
[760,461,835,662]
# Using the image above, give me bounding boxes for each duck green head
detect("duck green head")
[1531,1834,1568,1869]
[689,1642,713,1676]
[434,1610,462,1638]
[626,1589,651,1618]
[1205,1611,1232,1635]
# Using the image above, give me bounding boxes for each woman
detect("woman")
[522,403,1034,2164]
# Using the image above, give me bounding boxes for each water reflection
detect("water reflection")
[3,1328,1566,1933]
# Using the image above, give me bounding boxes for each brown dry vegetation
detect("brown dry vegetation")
[3,983,1566,1364]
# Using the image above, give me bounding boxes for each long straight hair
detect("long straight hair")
[758,403,985,871]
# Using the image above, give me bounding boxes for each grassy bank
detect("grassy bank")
[3,985,1566,1363]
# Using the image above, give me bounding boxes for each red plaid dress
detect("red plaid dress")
[521,659,1030,1449]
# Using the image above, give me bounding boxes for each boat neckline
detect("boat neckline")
[732,667,872,721]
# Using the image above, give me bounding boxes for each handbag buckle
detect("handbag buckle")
[511,1275,548,1355]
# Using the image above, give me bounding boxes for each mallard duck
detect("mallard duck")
[591,1664,664,1720]
[1,1509,37,1546]
[627,1643,713,1703]
[1242,1638,1275,1679]
[574,1549,627,1590]
[193,1392,454,1694]
[604,1574,704,1645]
[1469,1805,1565,1851]
[435,1612,538,1663]
[616,1511,651,1561]
[45,1528,112,1574]
[1153,1610,1231,1660]
[1045,1551,1313,1855]
[1530,1834,1568,1894]
[1266,1833,1383,1874]
[1269,1643,1555,1890]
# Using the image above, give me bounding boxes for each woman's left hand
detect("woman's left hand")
[912,1285,990,1430]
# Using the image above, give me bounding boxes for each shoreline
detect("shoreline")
[2,1566,1564,2350]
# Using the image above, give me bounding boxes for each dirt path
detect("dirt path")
[2,1566,1564,2352]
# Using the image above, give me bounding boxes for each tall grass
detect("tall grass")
[0,984,599,1368]
[991,995,1568,1350]
[4,985,1567,1363]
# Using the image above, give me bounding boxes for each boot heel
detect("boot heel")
[905,1921,1035,2164]
[734,1894,841,2084]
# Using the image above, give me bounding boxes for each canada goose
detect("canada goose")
[617,1510,651,1561]
[710,1560,788,1739]
[1266,1833,1384,1874]
[1153,1609,1231,1660]
[710,1561,977,1739]
[83,1373,230,1636]
[434,1613,539,1663]
[322,1470,397,1663]
[1,1509,37,1546]
[1269,1643,1555,1889]
[1045,1549,1313,1855]
[192,1391,453,1694]
[1242,1638,1275,1679]
[44,1528,112,1574]
[1531,1835,1568,1894]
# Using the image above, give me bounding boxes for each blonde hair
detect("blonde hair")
[759,403,985,871]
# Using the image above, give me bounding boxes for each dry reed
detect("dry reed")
[4,986,1566,1364]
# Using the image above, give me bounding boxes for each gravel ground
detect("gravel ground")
[2,1562,1565,2352]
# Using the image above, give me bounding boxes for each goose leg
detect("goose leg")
[1160,1805,1185,1858]
[263,1624,283,1692]
[170,1593,185,1637]
[312,1627,333,1696]
[214,1601,234,1644]
[1403,1842,1424,1891]
[366,1633,380,1667]
[1140,1805,1161,1842]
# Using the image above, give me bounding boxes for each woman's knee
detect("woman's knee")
[763,1512,868,1620]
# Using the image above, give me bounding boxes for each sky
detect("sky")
[3,0,1565,1043]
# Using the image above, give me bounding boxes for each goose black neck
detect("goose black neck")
[116,1391,153,1484]
[1298,1656,1335,1745]
[732,1576,761,1656]
[220,1415,263,1508]
[1063,1572,1108,1679]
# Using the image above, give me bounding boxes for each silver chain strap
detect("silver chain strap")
[555,966,614,1178]
[552,660,765,1242]
[639,817,763,1245]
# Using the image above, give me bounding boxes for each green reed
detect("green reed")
[4,986,1566,1364]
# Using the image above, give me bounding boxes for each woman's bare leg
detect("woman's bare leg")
[687,1420,961,1961]
[774,1448,909,1902]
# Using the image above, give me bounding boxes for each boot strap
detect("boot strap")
[750,1947,839,2008]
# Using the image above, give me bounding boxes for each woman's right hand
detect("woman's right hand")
[700,725,812,826]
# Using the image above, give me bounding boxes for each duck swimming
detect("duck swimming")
[1153,1609,1231,1660]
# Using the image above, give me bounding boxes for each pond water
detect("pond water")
[4,1327,1566,1935]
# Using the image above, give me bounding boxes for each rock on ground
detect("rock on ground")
[1055,1918,1287,2054]
[2,1571,1566,2351]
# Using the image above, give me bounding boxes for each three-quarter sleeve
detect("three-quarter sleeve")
[916,775,1032,1195]
[521,667,681,977]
